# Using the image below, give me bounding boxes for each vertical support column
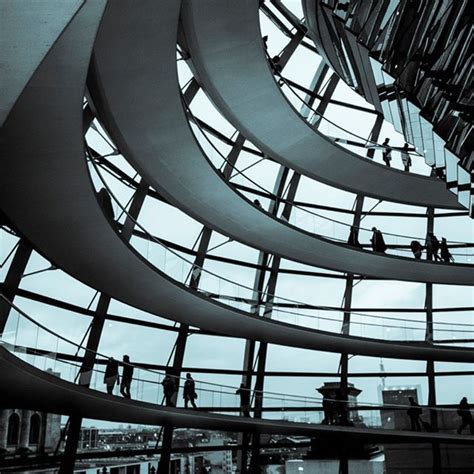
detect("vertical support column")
[19,410,31,450]
[60,415,82,473]
[39,412,47,453]
[248,257,281,471]
[337,196,363,474]
[338,113,382,408]
[425,207,441,472]
[0,238,32,333]
[60,176,149,473]
[158,227,213,473]
[157,324,188,471]
[157,84,238,469]
[247,53,340,468]
[244,48,329,468]
[238,165,292,473]
[425,209,435,346]
[425,209,436,426]
[339,196,364,434]
[0,410,9,450]
[248,172,300,472]
[339,198,364,384]
[77,294,112,388]
[237,249,270,474]
[337,113,382,474]
[158,114,245,473]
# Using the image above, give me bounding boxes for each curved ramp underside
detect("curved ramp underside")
[89,1,474,285]
[1,348,472,445]
[180,0,461,210]
[0,1,473,363]
[0,0,84,126]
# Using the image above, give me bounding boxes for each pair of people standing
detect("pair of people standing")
[347,226,387,253]
[104,355,133,398]
[382,139,412,172]
[161,372,198,409]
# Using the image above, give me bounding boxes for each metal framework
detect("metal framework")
[0,1,472,473]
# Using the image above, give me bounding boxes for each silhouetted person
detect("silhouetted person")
[322,391,337,425]
[440,238,454,263]
[271,55,282,73]
[104,358,119,395]
[410,240,423,259]
[183,373,198,409]
[161,374,177,407]
[120,355,133,399]
[457,397,474,434]
[347,226,363,249]
[371,227,387,253]
[97,187,115,221]
[433,167,445,180]
[425,232,441,261]
[401,143,412,172]
[382,138,392,166]
[407,397,422,431]
[253,199,262,208]
[236,383,251,417]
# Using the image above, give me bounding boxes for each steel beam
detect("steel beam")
[0,239,32,333]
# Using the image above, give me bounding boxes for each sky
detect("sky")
[1,0,472,429]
